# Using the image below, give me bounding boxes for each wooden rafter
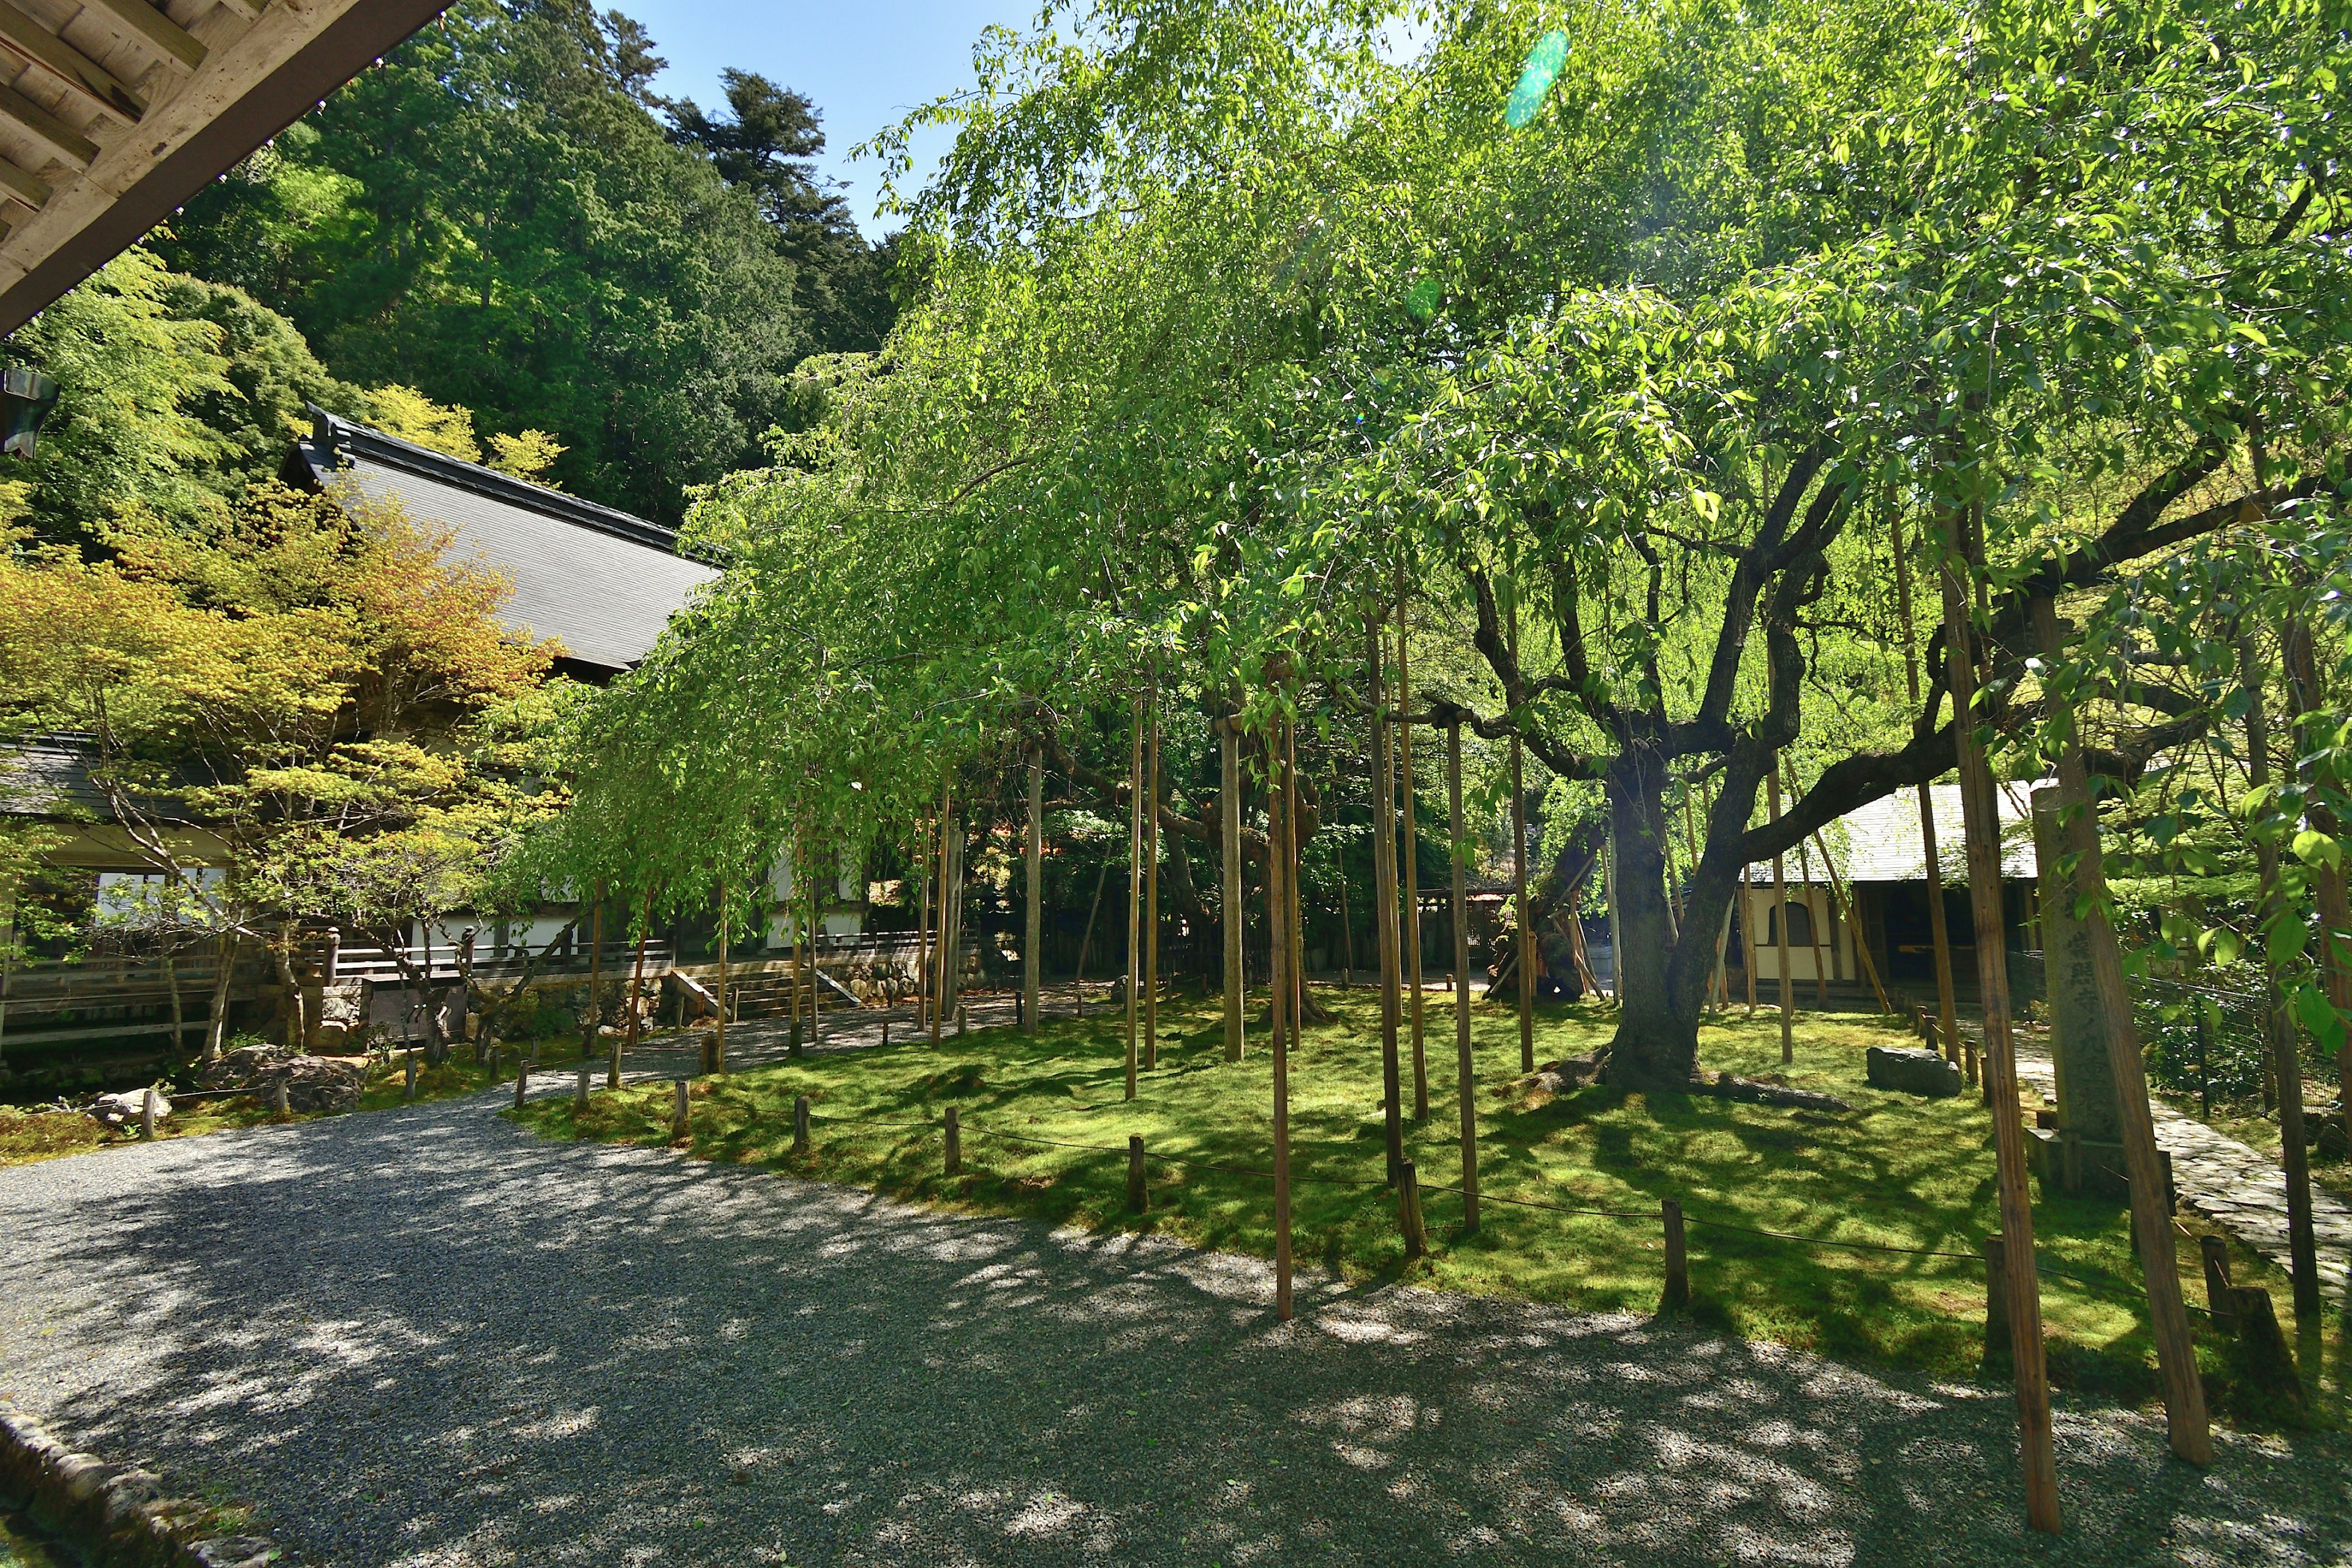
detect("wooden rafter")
[80,0,208,75]
[0,74,97,168]
[0,2,146,123]
[0,152,48,209]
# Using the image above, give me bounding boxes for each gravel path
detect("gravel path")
[1,1035,2348,1566]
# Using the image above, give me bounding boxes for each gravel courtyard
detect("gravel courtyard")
[0,1076,2346,1567]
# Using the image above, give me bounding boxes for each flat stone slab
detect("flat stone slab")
[2017,1055,2352,1292]
[1866,1045,1962,1098]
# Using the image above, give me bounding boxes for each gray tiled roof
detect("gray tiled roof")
[291,409,719,674]
[1749,780,2042,884]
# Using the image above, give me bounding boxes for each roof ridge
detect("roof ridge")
[300,405,723,565]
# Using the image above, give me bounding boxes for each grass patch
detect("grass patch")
[0,1042,564,1166]
[519,991,2326,1422]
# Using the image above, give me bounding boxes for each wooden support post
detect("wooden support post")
[793,1094,812,1156]
[1662,1197,1688,1310]
[582,884,606,1060]
[1891,513,1962,1066]
[1370,614,1404,1185]
[1785,763,1831,1001]
[1221,718,1245,1060]
[1769,771,1794,1064]
[2236,629,2323,1323]
[1071,859,1107,1021]
[514,1061,529,1111]
[2199,1235,2234,1332]
[1741,864,1758,1014]
[1398,567,1427,1118]
[404,1050,418,1102]
[943,1106,962,1175]
[1128,1134,1148,1213]
[1449,718,1478,1234]
[1271,722,1292,1075]
[711,883,729,1076]
[916,835,932,1033]
[616,885,653,1089]
[1145,685,1161,1069]
[1126,693,1144,1100]
[138,1085,157,1140]
[1983,1234,2013,1365]
[1814,827,1891,1013]
[672,1078,690,1142]
[1398,1159,1428,1260]
[1026,747,1043,1038]
[2032,595,2212,1464]
[1286,724,1307,1036]
[1273,714,1296,1322]
[1944,535,2059,1534]
[1512,736,1534,1072]
[574,1060,589,1110]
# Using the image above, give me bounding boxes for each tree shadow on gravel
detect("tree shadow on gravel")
[0,1089,2343,1568]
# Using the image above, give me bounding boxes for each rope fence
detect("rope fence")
[589,1076,2245,1336]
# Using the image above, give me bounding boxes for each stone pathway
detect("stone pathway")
[2014,1055,2352,1292]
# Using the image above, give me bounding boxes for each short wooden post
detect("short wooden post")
[789,1017,804,1057]
[606,1036,621,1091]
[138,1087,158,1140]
[1398,1159,1428,1260]
[943,1106,962,1174]
[792,1094,811,1155]
[1127,1135,1148,1213]
[2199,1236,2235,1333]
[271,1078,290,1119]
[574,1061,590,1109]
[1662,1197,1689,1310]
[672,1079,690,1142]
[956,1003,968,1036]
[1983,1234,2012,1366]
[514,1062,529,1110]
[882,1019,891,1048]
[403,1049,418,1102]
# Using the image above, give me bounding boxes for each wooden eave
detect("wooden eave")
[0,0,453,336]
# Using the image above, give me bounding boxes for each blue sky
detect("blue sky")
[617,0,1032,238]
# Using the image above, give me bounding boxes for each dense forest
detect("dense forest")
[11,0,897,542]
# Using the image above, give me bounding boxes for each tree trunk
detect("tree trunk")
[1145,687,1161,1068]
[1599,752,1695,1086]
[1125,694,1142,1099]
[203,932,233,1064]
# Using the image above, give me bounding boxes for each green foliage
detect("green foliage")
[159,1,898,523]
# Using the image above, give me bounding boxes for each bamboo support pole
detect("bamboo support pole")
[1511,738,1535,1069]
[1398,568,1427,1118]
[1769,772,1793,1064]
[2239,629,2321,1319]
[1891,510,1962,1066]
[1449,718,1479,1232]
[1145,684,1161,1069]
[1223,717,1245,1060]
[713,883,729,1074]
[584,884,606,1059]
[1071,859,1106,1021]
[2028,598,2212,1460]
[1273,714,1296,1321]
[1945,535,2059,1533]
[1026,747,1043,1037]
[1370,612,1404,1185]
[1788,773,1831,1001]
[1126,694,1143,1100]
[1287,721,1306,1030]
[1811,826,1891,1014]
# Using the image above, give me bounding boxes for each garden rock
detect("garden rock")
[86,1090,168,1128]
[200,1046,365,1115]
[1866,1045,1961,1098]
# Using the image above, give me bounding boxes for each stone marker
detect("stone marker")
[1865,1045,1961,1098]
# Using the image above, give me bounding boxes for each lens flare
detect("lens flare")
[1504,30,1569,129]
